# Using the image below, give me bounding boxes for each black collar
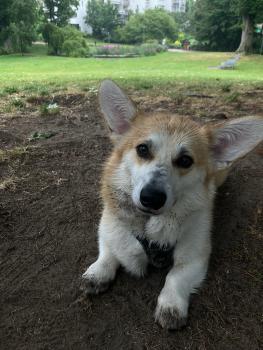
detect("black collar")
[136,235,175,269]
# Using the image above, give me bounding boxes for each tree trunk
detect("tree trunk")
[236,15,254,54]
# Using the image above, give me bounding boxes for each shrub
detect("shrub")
[62,39,89,57]
[138,44,156,56]
[188,38,199,49]
[174,40,182,48]
[118,9,178,44]
[42,23,64,55]
[94,45,135,56]
[42,24,88,57]
[92,43,166,57]
[145,39,159,45]
[139,43,166,55]
[61,25,86,43]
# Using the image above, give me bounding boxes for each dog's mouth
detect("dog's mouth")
[136,206,160,216]
[135,199,176,216]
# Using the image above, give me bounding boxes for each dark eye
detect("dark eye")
[175,155,194,168]
[136,143,150,159]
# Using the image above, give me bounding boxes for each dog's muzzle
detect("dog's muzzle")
[140,185,167,211]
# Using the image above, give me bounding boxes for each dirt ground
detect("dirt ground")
[0,86,262,350]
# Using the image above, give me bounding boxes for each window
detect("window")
[158,0,165,7]
[180,1,186,12]
[172,1,180,12]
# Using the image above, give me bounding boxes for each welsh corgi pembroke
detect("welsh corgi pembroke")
[81,80,263,330]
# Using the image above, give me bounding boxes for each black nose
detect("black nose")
[140,185,167,210]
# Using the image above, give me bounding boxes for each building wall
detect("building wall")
[71,0,186,33]
[111,0,186,14]
[70,0,92,33]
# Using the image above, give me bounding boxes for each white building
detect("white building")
[70,0,92,33]
[70,0,186,33]
[125,0,186,13]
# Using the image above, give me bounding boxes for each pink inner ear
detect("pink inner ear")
[212,136,230,157]
[115,119,130,134]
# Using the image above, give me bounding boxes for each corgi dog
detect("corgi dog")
[81,80,263,330]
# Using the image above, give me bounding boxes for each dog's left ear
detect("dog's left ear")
[209,116,263,169]
[99,79,136,135]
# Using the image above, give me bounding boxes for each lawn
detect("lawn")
[0,47,262,93]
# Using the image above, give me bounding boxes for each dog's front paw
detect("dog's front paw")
[80,260,116,295]
[154,305,187,330]
[80,275,110,295]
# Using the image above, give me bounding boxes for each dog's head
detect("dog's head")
[99,80,263,216]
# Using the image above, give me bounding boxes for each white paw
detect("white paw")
[81,260,116,294]
[80,275,111,295]
[155,293,188,330]
[154,304,187,330]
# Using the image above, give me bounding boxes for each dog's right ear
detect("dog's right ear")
[99,80,136,135]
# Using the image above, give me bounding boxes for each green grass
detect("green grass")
[29,43,49,56]
[0,49,262,93]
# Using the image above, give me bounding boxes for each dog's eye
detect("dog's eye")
[136,144,150,159]
[174,155,194,168]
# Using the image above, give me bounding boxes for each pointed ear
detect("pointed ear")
[210,116,263,169]
[98,80,136,135]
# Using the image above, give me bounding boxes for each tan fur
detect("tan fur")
[101,112,215,212]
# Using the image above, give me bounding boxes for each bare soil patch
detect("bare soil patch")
[0,87,262,350]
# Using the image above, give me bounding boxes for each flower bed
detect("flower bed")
[91,43,166,57]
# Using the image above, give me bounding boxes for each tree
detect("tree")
[0,0,13,47]
[193,0,241,51]
[42,23,88,56]
[42,22,64,55]
[43,0,79,27]
[118,8,178,44]
[8,0,38,53]
[85,0,120,40]
[173,0,195,34]
[233,0,263,53]
[0,0,12,31]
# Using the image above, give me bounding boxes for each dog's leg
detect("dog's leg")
[81,234,119,294]
[81,209,148,294]
[155,210,211,330]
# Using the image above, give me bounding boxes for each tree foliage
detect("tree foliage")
[193,0,241,51]
[232,0,263,53]
[0,0,11,31]
[172,0,195,34]
[42,23,88,56]
[118,8,178,44]
[0,0,12,46]
[85,0,120,40]
[5,0,38,53]
[43,0,79,27]
[233,0,263,20]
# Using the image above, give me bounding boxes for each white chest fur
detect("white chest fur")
[144,213,180,246]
